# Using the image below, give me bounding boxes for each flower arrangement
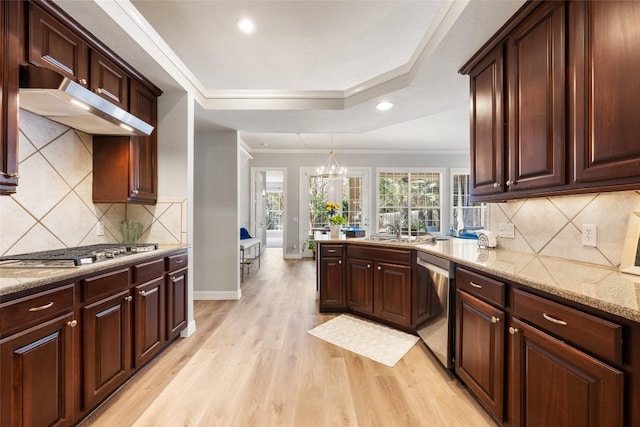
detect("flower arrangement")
[326,201,340,216]
[326,201,347,226]
[329,214,347,225]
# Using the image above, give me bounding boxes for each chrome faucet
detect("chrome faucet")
[386,219,402,240]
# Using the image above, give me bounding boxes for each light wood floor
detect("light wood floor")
[81,248,495,427]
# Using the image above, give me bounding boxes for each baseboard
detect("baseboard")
[194,289,242,300]
[180,320,197,337]
[284,253,302,259]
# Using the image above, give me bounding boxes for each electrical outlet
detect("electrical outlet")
[581,224,597,247]
[498,222,515,238]
[95,221,105,236]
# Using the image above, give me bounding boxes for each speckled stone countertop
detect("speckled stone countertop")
[0,244,189,298]
[318,236,640,324]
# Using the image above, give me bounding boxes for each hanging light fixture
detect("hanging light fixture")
[316,134,347,180]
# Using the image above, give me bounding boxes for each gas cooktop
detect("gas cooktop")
[0,243,159,268]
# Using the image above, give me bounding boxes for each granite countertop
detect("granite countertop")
[317,236,640,324]
[0,244,190,298]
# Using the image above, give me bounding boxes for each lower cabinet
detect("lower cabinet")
[0,313,75,427]
[166,262,188,340]
[318,245,346,310]
[374,262,412,326]
[346,258,373,314]
[82,289,132,410]
[134,276,165,367]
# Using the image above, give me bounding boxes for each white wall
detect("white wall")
[248,151,470,257]
[193,130,241,300]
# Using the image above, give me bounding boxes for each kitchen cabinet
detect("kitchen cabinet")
[509,289,624,426]
[0,0,20,194]
[465,1,565,199]
[344,245,412,327]
[81,269,131,410]
[455,268,506,422]
[133,259,165,368]
[569,1,640,185]
[0,284,76,427]
[90,50,129,110]
[318,244,346,310]
[166,253,188,340]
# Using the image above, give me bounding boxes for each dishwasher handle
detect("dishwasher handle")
[416,257,451,279]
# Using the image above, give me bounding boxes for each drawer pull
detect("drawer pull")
[469,281,483,289]
[67,320,78,328]
[327,249,336,253]
[140,288,158,297]
[491,316,500,324]
[508,327,519,335]
[28,302,54,312]
[543,313,567,326]
[176,259,184,264]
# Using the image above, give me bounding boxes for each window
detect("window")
[378,171,441,234]
[451,171,486,232]
[308,175,364,229]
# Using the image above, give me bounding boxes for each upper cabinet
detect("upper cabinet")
[90,50,129,110]
[569,1,640,184]
[462,0,640,201]
[0,0,20,194]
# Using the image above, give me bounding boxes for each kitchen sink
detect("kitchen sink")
[364,234,435,245]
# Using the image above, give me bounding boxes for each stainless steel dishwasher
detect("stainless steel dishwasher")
[415,252,455,369]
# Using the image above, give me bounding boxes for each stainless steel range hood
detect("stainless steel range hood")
[19,65,153,136]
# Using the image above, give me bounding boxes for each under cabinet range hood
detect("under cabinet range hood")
[19,65,153,136]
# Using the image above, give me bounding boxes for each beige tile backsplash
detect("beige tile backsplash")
[489,190,640,267]
[0,109,186,256]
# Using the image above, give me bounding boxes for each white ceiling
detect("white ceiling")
[54,0,525,153]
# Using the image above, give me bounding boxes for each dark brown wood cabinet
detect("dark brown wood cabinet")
[569,1,640,185]
[82,269,132,410]
[346,258,373,314]
[0,0,20,194]
[319,244,346,310]
[455,267,507,422]
[0,285,76,427]
[373,262,412,326]
[90,50,129,110]
[506,1,566,192]
[134,277,165,368]
[166,253,189,340]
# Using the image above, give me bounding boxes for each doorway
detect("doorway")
[251,168,287,252]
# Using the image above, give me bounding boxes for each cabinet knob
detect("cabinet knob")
[491,316,500,324]
[508,327,519,335]
[506,179,516,186]
[171,277,178,283]
[125,295,133,302]
[140,290,147,296]
[367,264,371,269]
[377,266,382,271]
[95,88,103,94]
[79,78,87,85]
[67,319,78,328]
[338,260,342,264]
[493,182,500,188]
[2,172,19,178]
[132,189,139,195]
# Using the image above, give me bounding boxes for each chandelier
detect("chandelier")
[316,134,347,180]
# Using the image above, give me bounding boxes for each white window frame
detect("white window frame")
[450,168,486,231]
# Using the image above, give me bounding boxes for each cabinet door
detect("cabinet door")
[455,290,505,422]
[28,1,89,84]
[346,258,373,314]
[506,1,565,191]
[0,313,75,427]
[510,318,623,426]
[374,262,412,326]
[0,0,20,194]
[319,257,345,309]
[90,50,129,110]
[83,291,131,410]
[134,277,165,368]
[469,45,505,197]
[167,268,188,340]
[128,79,158,203]
[570,1,640,184]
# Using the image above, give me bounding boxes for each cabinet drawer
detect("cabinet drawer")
[320,245,343,257]
[457,267,505,307]
[82,268,129,303]
[347,245,411,265]
[133,258,164,284]
[0,284,74,336]
[512,289,622,365]
[166,253,188,272]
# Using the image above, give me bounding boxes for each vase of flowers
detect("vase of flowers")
[326,201,347,238]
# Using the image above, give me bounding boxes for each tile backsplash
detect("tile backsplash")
[488,190,640,268]
[0,109,186,256]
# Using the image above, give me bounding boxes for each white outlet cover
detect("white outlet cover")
[96,221,105,236]
[498,222,515,239]
[581,224,597,247]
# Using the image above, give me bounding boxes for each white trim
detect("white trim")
[194,290,242,300]
[284,254,303,260]
[249,148,469,156]
[180,320,197,337]
[251,167,288,256]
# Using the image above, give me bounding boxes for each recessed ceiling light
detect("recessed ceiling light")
[376,101,394,111]
[237,18,256,34]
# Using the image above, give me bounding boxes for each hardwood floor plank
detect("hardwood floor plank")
[81,248,495,427]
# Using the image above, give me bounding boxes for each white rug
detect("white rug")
[308,314,419,367]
